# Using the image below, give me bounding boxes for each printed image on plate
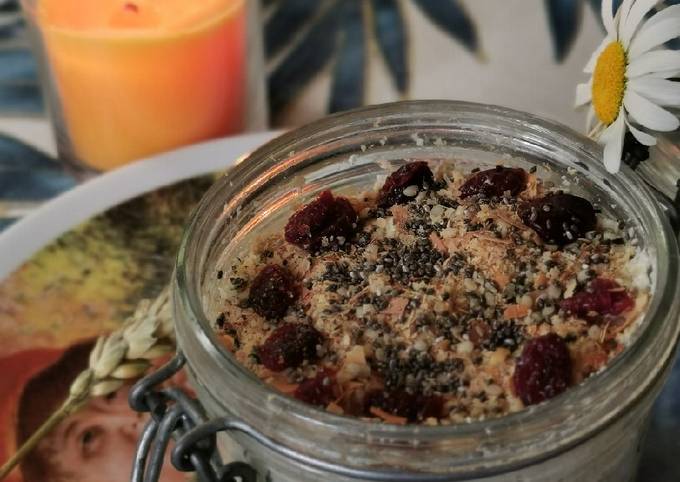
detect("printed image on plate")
[0,175,213,482]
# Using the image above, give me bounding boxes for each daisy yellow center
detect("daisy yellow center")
[592,41,627,125]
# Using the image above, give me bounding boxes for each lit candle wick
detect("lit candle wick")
[124,2,139,13]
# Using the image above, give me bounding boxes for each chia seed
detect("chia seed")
[215,313,226,329]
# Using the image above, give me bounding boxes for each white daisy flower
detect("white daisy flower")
[575,0,680,173]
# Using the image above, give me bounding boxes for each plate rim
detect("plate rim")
[0,131,278,280]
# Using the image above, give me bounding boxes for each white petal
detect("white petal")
[629,18,680,58]
[624,89,680,131]
[641,4,680,32]
[627,50,680,77]
[587,106,598,133]
[621,0,659,47]
[599,108,623,142]
[625,118,657,146]
[646,68,680,78]
[600,111,626,173]
[602,0,616,36]
[584,37,612,73]
[629,77,680,106]
[575,82,592,107]
[618,0,636,31]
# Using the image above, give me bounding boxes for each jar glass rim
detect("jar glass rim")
[174,100,680,468]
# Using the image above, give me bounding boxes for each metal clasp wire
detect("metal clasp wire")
[128,353,257,482]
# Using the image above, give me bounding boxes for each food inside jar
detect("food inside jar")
[212,160,650,425]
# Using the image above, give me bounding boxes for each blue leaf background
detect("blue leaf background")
[329,0,365,113]
[265,0,482,118]
[0,134,75,200]
[372,0,408,94]
[264,0,321,58]
[0,134,76,228]
[0,2,44,114]
[411,0,478,54]
[0,0,68,227]
[546,0,580,62]
[267,2,342,119]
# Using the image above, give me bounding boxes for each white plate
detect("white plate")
[0,131,278,280]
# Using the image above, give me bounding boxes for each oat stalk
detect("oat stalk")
[0,287,175,481]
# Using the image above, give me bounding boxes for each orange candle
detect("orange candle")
[36,0,246,171]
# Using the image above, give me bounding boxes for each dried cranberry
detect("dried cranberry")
[513,333,572,406]
[248,264,298,319]
[459,166,527,199]
[377,161,434,208]
[364,389,444,422]
[258,323,323,371]
[560,278,634,322]
[284,190,358,251]
[518,193,596,245]
[293,369,338,406]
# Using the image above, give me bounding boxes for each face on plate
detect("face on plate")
[32,386,187,482]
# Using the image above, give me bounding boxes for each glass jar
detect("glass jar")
[173,101,680,481]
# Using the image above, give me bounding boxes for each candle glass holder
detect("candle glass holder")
[20,0,267,175]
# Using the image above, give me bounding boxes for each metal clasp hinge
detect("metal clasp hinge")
[128,353,257,482]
